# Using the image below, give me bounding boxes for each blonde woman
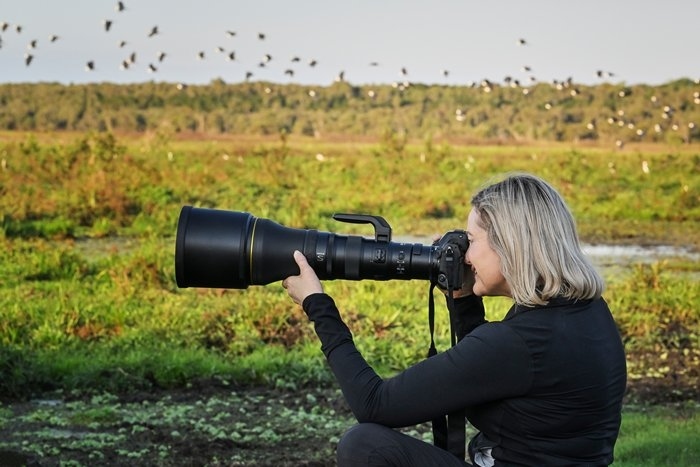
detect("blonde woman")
[283,173,626,466]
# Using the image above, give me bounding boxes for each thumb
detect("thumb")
[293,250,310,270]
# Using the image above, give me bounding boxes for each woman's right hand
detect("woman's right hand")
[282,250,324,305]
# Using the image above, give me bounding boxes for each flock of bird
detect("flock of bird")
[1,1,627,87]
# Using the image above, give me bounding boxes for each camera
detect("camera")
[175,206,468,290]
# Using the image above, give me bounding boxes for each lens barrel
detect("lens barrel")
[175,206,440,289]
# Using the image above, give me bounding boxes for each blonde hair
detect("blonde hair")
[471,173,604,306]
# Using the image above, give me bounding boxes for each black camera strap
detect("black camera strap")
[427,282,467,460]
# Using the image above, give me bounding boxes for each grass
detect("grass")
[1,132,699,464]
[615,404,700,466]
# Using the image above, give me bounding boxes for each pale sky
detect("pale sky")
[1,0,698,87]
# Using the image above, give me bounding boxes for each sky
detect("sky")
[1,0,698,87]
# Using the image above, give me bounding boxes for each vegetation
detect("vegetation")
[0,78,699,144]
[1,127,699,464]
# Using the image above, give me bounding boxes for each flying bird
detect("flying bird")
[49,34,59,42]
[103,19,113,32]
[257,32,266,40]
[24,53,33,66]
[115,1,126,12]
[148,26,159,37]
[518,38,527,46]
[85,61,95,71]
[157,51,166,62]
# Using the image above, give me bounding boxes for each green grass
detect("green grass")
[1,133,699,397]
[0,132,699,464]
[615,405,700,466]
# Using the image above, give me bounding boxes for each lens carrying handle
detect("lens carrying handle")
[332,213,392,242]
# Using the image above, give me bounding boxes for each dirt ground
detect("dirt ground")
[0,351,698,467]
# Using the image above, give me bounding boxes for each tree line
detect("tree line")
[1,78,698,144]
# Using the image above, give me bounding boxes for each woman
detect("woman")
[282,173,627,466]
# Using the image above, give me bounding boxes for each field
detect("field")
[1,131,699,465]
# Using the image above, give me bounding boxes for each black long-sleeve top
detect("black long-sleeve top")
[302,293,627,466]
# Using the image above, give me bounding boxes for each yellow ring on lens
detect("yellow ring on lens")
[249,217,259,281]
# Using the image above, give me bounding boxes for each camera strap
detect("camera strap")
[427,282,467,460]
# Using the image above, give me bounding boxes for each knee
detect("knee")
[336,423,389,466]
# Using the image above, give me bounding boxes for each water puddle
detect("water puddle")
[69,236,698,276]
[581,243,699,267]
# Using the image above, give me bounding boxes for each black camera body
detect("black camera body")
[175,206,468,290]
[432,229,469,291]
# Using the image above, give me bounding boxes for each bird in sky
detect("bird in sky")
[148,26,158,38]
[85,61,95,71]
[103,20,113,32]
[115,1,126,12]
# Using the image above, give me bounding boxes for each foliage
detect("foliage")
[0,79,699,145]
[1,134,699,400]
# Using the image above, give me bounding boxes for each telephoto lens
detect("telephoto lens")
[175,206,466,289]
